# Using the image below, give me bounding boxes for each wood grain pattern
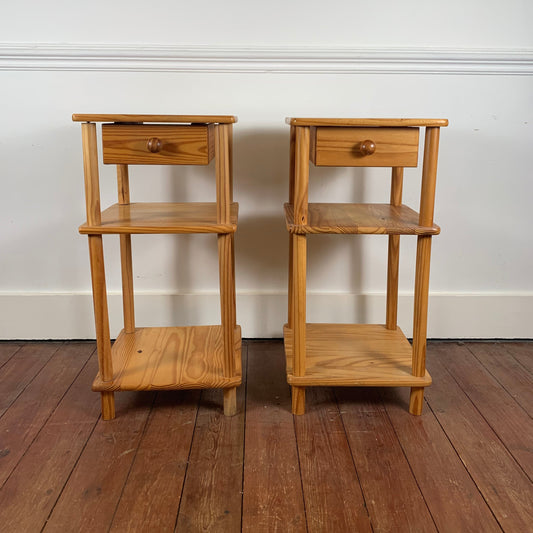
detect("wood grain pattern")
[295,387,373,532]
[468,342,533,413]
[0,343,22,370]
[0,342,60,418]
[419,127,441,226]
[242,342,306,532]
[88,235,112,382]
[312,126,419,167]
[430,343,533,479]
[215,123,232,224]
[108,390,200,532]
[284,323,431,387]
[287,117,448,127]
[291,232,307,414]
[0,353,102,533]
[73,114,237,123]
[386,167,404,329]
[337,387,437,533]
[81,122,101,225]
[382,386,502,533]
[80,202,239,234]
[117,164,135,333]
[0,343,92,487]
[43,390,155,532]
[285,203,440,235]
[102,124,214,165]
[92,326,242,392]
[175,347,247,532]
[425,344,533,532]
[410,234,432,415]
[293,127,310,225]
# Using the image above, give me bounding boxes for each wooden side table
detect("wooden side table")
[73,114,241,420]
[284,117,448,415]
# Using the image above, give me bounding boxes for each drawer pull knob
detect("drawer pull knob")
[147,137,162,153]
[357,140,376,156]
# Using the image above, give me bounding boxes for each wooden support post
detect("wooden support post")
[410,127,440,415]
[288,125,296,328]
[386,167,403,330]
[82,122,115,420]
[117,164,135,334]
[216,123,237,416]
[292,126,310,415]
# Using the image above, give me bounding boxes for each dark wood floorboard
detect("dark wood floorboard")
[0,339,531,532]
[425,343,533,532]
[242,341,306,533]
[337,387,437,533]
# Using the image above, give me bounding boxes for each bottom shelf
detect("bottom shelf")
[284,323,431,387]
[93,325,242,392]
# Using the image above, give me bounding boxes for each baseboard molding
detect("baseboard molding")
[1,43,532,75]
[0,292,531,340]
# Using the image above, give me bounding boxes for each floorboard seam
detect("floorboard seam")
[381,392,440,532]
[0,345,96,492]
[173,388,201,532]
[0,343,24,371]
[335,389,375,532]
[424,391,505,532]
[0,342,64,423]
[40,388,101,531]
[240,341,249,533]
[106,391,158,533]
[434,347,533,484]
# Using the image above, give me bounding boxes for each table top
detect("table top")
[286,117,448,127]
[72,114,237,123]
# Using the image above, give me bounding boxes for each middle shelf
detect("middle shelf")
[285,203,440,235]
[80,202,239,234]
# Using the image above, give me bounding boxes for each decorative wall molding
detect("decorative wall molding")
[1,43,533,75]
[1,292,532,339]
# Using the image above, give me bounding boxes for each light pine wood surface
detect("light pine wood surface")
[312,126,419,167]
[92,326,242,392]
[286,117,449,127]
[102,124,214,165]
[73,114,237,123]
[284,203,440,235]
[284,118,446,415]
[79,202,239,234]
[284,323,432,387]
[75,114,241,419]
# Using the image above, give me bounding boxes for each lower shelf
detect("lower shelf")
[93,325,242,392]
[284,323,431,387]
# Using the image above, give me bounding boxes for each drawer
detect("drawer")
[102,124,214,165]
[311,126,419,167]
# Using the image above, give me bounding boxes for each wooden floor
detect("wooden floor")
[0,340,531,532]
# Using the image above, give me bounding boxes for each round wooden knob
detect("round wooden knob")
[357,140,376,156]
[147,137,162,153]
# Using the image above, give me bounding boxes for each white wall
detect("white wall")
[1,1,532,338]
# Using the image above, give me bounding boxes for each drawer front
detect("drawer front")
[312,126,419,167]
[102,124,214,165]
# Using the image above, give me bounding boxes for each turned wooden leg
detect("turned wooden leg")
[101,391,115,420]
[292,234,307,415]
[410,235,433,416]
[292,386,305,415]
[409,387,424,416]
[223,387,237,416]
[218,233,237,416]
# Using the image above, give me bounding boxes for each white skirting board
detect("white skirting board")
[0,292,531,340]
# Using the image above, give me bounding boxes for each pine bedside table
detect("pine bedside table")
[73,114,241,420]
[284,117,448,415]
